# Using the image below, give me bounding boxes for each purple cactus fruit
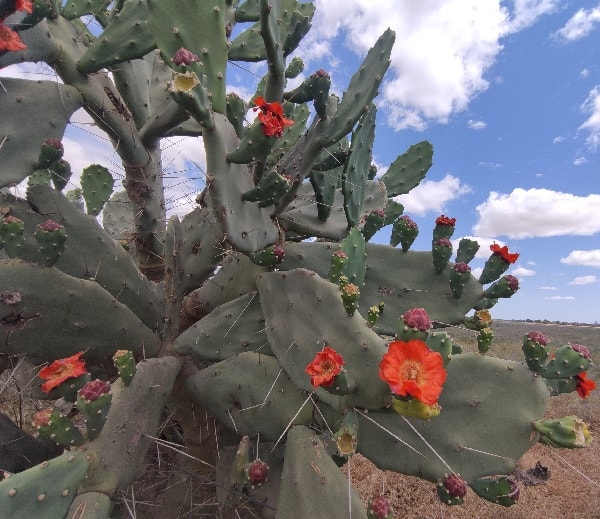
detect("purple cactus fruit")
[333,250,347,259]
[443,474,467,499]
[526,331,548,346]
[367,494,393,519]
[400,215,417,227]
[452,262,471,274]
[373,209,385,218]
[402,307,431,331]
[246,458,268,486]
[435,237,452,247]
[172,47,200,66]
[272,245,285,262]
[79,379,111,401]
[44,138,63,151]
[571,343,592,360]
[38,219,62,232]
[505,274,519,291]
[313,69,330,78]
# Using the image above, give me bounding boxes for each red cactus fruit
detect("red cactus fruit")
[443,474,467,499]
[246,458,268,486]
[79,379,111,401]
[402,307,431,331]
[313,69,330,78]
[505,274,519,291]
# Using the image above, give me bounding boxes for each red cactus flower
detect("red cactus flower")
[253,96,294,138]
[16,0,33,13]
[0,24,27,51]
[402,307,431,331]
[490,243,519,264]
[38,351,87,393]
[379,340,446,405]
[575,371,596,399]
[435,215,456,226]
[305,346,344,388]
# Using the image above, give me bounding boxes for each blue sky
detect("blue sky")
[2,1,600,323]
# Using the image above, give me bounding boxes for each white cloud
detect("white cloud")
[554,5,600,41]
[561,250,600,268]
[509,0,560,32]
[574,156,587,166]
[512,266,536,277]
[568,275,598,285]
[468,119,487,130]
[301,0,511,131]
[552,136,565,144]
[544,295,575,301]
[579,86,600,150]
[474,188,600,238]
[478,161,503,169]
[581,68,590,78]
[394,174,471,216]
[539,286,557,290]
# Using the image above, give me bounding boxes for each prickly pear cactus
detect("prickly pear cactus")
[0,1,595,518]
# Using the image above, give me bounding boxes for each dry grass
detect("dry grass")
[2,320,599,518]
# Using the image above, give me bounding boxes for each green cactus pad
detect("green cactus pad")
[379,141,433,197]
[0,259,160,361]
[279,242,485,332]
[0,216,25,258]
[276,425,368,519]
[356,354,548,483]
[540,344,592,379]
[66,492,112,519]
[147,0,229,113]
[184,351,314,441]
[343,105,377,227]
[175,291,272,361]
[0,451,88,518]
[0,78,83,189]
[80,164,115,216]
[62,0,111,20]
[80,357,181,495]
[256,268,390,410]
[11,185,162,330]
[280,181,387,241]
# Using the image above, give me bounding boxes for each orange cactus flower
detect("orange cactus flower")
[305,346,344,388]
[0,24,27,51]
[253,96,294,138]
[38,351,87,393]
[575,372,596,399]
[379,340,447,405]
[490,243,519,264]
